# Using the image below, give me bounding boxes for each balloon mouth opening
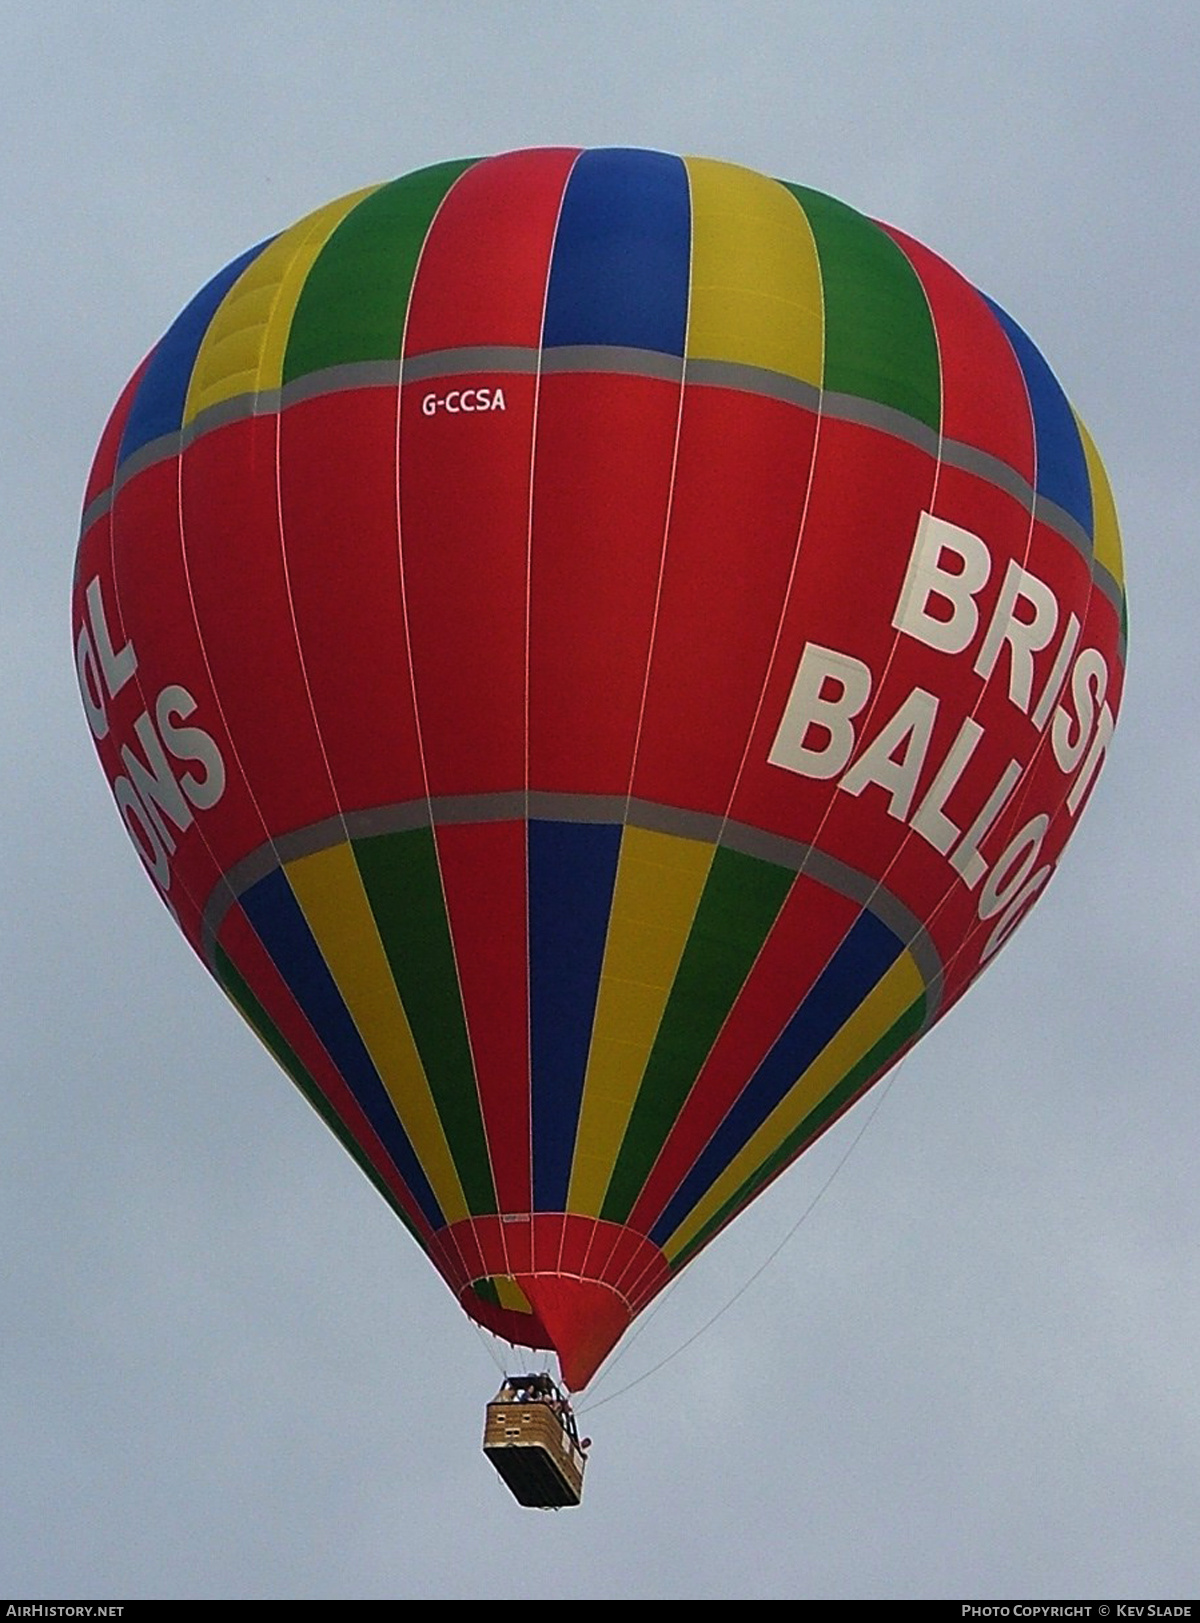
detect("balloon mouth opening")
[440,1215,669,1390]
[460,1273,634,1392]
[465,1273,547,1337]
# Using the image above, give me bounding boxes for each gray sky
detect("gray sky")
[4,0,1198,1599]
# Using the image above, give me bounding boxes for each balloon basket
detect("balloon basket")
[482,1376,588,1508]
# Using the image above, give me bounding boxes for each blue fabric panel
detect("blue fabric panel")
[528,818,623,1211]
[542,148,690,355]
[238,869,445,1231]
[650,909,904,1246]
[984,295,1093,543]
[118,238,274,466]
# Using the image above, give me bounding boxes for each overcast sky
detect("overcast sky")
[4,0,1198,1600]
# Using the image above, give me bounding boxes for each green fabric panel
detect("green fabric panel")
[601,846,795,1223]
[781,182,941,432]
[213,946,422,1243]
[353,827,497,1215]
[282,159,476,383]
[669,992,926,1271]
[472,1276,501,1309]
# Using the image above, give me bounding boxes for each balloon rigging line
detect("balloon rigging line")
[577,1052,908,1416]
[471,1319,510,1376]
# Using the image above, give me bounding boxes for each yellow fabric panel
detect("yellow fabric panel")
[1075,410,1125,596]
[493,1275,534,1314]
[566,827,715,1215]
[285,842,469,1223]
[683,155,823,385]
[662,949,925,1261]
[184,186,379,424]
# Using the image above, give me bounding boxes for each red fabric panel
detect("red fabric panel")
[404,146,577,354]
[179,417,339,837]
[885,224,1036,479]
[631,385,819,813]
[397,375,536,796]
[516,1275,631,1391]
[527,373,680,794]
[275,390,425,813]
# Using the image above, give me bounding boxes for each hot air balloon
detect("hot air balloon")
[73,148,1126,1443]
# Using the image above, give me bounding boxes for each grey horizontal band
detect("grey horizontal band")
[83,345,1121,635]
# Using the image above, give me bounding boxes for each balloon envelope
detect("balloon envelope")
[73,149,1126,1390]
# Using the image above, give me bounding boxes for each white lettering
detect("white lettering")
[114,775,171,889]
[910,716,984,855]
[75,622,108,739]
[1066,701,1114,816]
[419,386,508,417]
[892,511,992,655]
[974,558,1059,713]
[1030,611,1081,732]
[1052,646,1108,773]
[156,685,226,810]
[979,814,1050,919]
[769,643,872,779]
[841,687,938,821]
[86,575,137,699]
[949,758,1022,889]
[120,712,193,853]
[981,865,1053,961]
